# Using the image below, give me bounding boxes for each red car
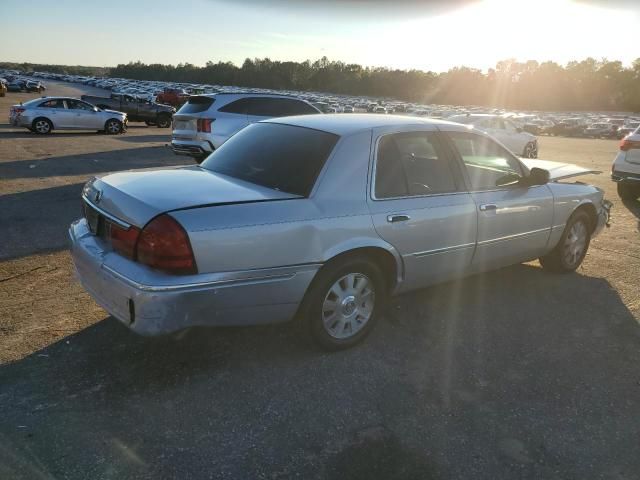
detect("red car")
[156,88,189,107]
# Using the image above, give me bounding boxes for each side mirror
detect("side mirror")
[526,167,550,186]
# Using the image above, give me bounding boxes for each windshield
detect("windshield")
[201,123,338,196]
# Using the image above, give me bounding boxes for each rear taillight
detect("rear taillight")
[109,223,140,259]
[13,107,25,115]
[136,215,197,275]
[196,118,213,133]
[620,139,640,151]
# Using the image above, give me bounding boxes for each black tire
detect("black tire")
[539,211,592,273]
[104,119,122,135]
[156,114,172,128]
[32,117,52,135]
[298,255,386,351]
[617,182,640,201]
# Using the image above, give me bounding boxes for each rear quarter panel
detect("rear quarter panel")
[171,131,389,273]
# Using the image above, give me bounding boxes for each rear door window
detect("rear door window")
[375,132,460,199]
[217,97,251,114]
[38,99,66,109]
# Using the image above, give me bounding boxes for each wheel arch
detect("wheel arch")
[319,240,404,294]
[572,201,598,233]
[32,116,54,131]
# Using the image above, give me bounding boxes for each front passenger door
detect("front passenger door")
[444,131,553,270]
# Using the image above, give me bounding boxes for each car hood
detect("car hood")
[85,166,300,227]
[99,108,126,117]
[521,158,601,181]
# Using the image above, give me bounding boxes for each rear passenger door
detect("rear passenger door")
[443,130,553,270]
[367,127,477,290]
[216,97,252,140]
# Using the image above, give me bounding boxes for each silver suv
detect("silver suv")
[170,93,321,162]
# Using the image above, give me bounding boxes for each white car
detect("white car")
[9,97,127,134]
[170,93,321,161]
[448,114,538,158]
[612,126,640,200]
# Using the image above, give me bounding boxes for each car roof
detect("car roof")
[265,113,459,136]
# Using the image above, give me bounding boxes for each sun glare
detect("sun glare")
[375,0,637,71]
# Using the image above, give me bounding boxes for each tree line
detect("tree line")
[4,57,640,112]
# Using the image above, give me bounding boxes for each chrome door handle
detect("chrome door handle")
[479,204,497,211]
[387,214,410,223]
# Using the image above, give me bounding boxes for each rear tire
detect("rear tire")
[539,211,591,273]
[299,256,385,351]
[104,119,123,135]
[617,182,640,201]
[32,117,52,134]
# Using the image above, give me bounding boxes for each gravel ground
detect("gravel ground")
[0,81,639,480]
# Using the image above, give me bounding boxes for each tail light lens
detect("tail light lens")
[620,139,640,151]
[13,107,25,115]
[136,215,197,275]
[109,223,140,259]
[196,118,213,133]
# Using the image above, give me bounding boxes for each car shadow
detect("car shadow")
[1,263,639,478]
[0,183,85,260]
[114,134,171,143]
[0,146,190,180]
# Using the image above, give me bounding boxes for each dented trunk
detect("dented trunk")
[82,166,300,227]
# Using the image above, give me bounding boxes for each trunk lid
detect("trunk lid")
[84,166,300,227]
[521,158,601,181]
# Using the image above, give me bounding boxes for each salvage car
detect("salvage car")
[10,97,127,134]
[612,126,640,200]
[70,115,610,350]
[81,93,175,127]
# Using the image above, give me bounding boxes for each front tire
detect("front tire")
[32,118,52,135]
[104,119,123,135]
[617,182,640,201]
[539,211,591,273]
[299,256,385,350]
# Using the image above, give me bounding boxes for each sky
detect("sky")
[1,0,639,72]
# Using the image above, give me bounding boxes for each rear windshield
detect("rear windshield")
[201,123,339,196]
[449,115,481,125]
[177,96,215,114]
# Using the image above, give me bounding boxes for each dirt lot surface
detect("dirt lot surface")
[1,81,639,479]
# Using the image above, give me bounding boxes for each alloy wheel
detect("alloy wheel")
[35,120,50,134]
[563,220,588,267]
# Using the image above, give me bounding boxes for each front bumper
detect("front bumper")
[69,219,318,335]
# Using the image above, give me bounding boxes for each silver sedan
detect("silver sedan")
[69,115,610,349]
[10,96,127,134]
